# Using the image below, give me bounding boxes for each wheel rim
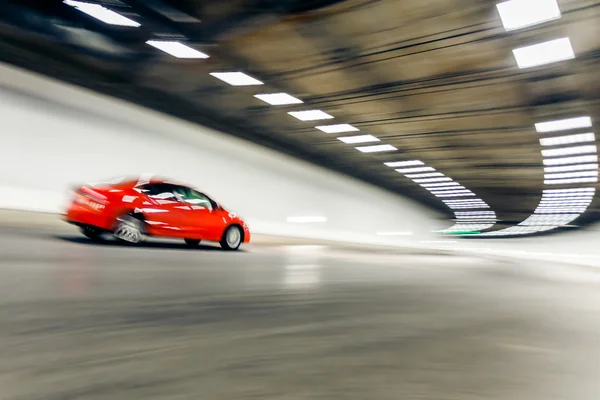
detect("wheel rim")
[226,227,241,248]
[114,217,142,243]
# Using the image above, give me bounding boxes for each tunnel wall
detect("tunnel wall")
[0,62,440,245]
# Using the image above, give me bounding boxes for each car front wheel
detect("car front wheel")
[220,225,242,251]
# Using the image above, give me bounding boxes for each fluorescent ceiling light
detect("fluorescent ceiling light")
[544,177,598,185]
[431,189,473,195]
[539,202,591,207]
[540,133,595,146]
[455,212,496,216]
[428,186,466,191]
[396,167,435,173]
[543,155,598,165]
[413,177,452,183]
[541,145,596,157]
[376,231,413,236]
[535,208,587,214]
[421,182,460,188]
[146,40,209,59]
[210,72,263,86]
[356,144,397,153]
[64,1,141,27]
[512,37,574,69]
[496,0,561,31]
[535,116,592,133]
[288,110,333,121]
[543,188,595,193]
[545,171,598,179]
[384,160,424,168]
[405,172,444,178]
[542,194,594,200]
[316,124,359,134]
[254,93,303,105]
[338,135,380,144]
[434,193,476,197]
[448,205,490,209]
[286,216,327,223]
[544,163,598,173]
[443,199,487,203]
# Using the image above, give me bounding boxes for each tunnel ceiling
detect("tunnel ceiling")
[1,0,600,231]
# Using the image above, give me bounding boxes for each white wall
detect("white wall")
[0,62,440,246]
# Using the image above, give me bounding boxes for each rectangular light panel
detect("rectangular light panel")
[316,124,359,134]
[64,1,141,27]
[512,37,574,69]
[405,172,444,178]
[540,133,595,146]
[338,135,380,144]
[544,163,598,173]
[543,188,595,193]
[413,177,452,183]
[396,167,435,173]
[544,171,598,179]
[384,160,424,167]
[254,93,303,105]
[544,177,598,185]
[288,110,334,121]
[422,182,459,188]
[428,186,466,191]
[147,40,209,59]
[541,145,597,157]
[543,155,598,165]
[210,72,263,86]
[355,144,397,153]
[496,0,561,31]
[535,116,592,132]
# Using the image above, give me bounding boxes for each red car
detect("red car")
[65,176,250,250]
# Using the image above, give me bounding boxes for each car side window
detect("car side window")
[177,187,213,210]
[140,184,178,201]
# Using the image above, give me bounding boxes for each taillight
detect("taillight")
[74,186,107,210]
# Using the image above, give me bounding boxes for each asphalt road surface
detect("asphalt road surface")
[1,227,599,400]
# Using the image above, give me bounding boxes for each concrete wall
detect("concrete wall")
[0,62,440,246]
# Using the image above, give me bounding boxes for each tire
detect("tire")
[113,213,144,244]
[184,239,201,247]
[220,225,243,251]
[81,225,103,241]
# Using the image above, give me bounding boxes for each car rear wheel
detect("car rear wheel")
[220,225,242,251]
[114,214,144,244]
[81,225,103,241]
[184,239,201,247]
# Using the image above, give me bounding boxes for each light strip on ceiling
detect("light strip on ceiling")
[254,93,303,105]
[316,124,359,134]
[288,110,334,121]
[539,132,595,146]
[431,190,473,195]
[535,116,592,133]
[427,186,466,191]
[420,182,460,188]
[496,0,561,31]
[210,72,263,85]
[146,41,209,59]
[544,177,598,185]
[544,171,598,180]
[338,135,380,144]
[543,188,595,193]
[541,145,597,157]
[512,37,575,69]
[384,160,424,167]
[443,199,487,203]
[543,155,599,165]
[64,1,141,27]
[405,172,445,178]
[356,144,397,153]
[413,177,452,183]
[396,167,435,173]
[544,163,598,173]
[434,193,477,198]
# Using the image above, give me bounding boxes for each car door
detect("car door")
[176,187,225,240]
[138,183,190,236]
